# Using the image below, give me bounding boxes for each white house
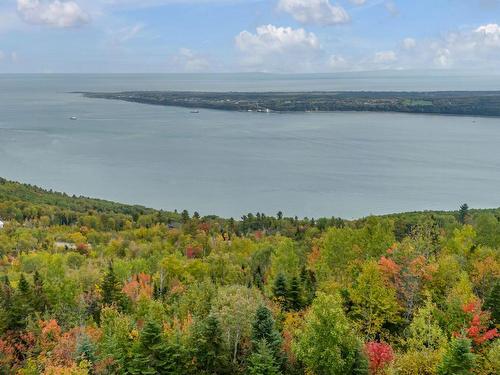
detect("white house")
[0,220,4,229]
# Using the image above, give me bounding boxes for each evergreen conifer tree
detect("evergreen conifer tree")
[438,338,475,375]
[484,281,500,324]
[287,277,302,311]
[252,306,282,358]
[101,263,128,311]
[247,340,280,375]
[351,347,369,375]
[272,273,288,308]
[191,315,228,374]
[33,271,48,312]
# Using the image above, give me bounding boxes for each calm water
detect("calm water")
[1,73,500,218]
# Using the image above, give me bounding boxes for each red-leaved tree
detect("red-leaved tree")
[365,341,394,375]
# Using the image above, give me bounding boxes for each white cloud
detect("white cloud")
[0,51,4,61]
[374,50,397,63]
[402,38,416,50]
[349,0,366,5]
[475,23,500,47]
[11,52,18,62]
[388,24,500,70]
[17,0,90,28]
[169,48,211,72]
[235,24,322,71]
[277,0,350,26]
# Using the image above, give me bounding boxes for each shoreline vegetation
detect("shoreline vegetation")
[82,90,500,117]
[1,177,499,374]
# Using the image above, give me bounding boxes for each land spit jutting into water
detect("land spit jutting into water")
[82,90,500,117]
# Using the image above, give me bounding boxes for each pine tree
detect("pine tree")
[247,340,280,375]
[272,273,288,308]
[458,204,470,224]
[191,315,228,374]
[438,338,475,375]
[287,277,302,311]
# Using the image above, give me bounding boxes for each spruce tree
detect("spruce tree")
[128,341,156,375]
[300,267,316,306]
[33,271,48,312]
[192,315,228,374]
[101,263,128,311]
[252,306,282,358]
[247,340,280,375]
[102,263,120,306]
[272,273,288,308]
[18,273,31,295]
[287,277,302,311]
[438,338,475,375]
[75,334,97,366]
[8,274,34,330]
[129,319,168,374]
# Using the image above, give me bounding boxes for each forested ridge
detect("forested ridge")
[0,178,498,374]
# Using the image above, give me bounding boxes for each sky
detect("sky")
[0,0,500,73]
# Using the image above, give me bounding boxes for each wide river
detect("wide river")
[1,73,500,218]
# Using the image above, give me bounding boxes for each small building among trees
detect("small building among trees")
[0,219,4,229]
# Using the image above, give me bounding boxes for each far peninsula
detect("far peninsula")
[82,90,500,117]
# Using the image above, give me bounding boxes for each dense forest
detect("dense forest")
[0,177,498,374]
[83,91,500,117]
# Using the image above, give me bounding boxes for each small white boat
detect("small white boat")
[70,116,78,120]
[190,110,200,114]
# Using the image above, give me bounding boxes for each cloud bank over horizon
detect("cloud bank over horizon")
[1,0,500,73]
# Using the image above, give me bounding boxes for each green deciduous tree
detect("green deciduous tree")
[350,261,400,339]
[293,292,361,375]
[211,285,262,364]
[406,296,447,351]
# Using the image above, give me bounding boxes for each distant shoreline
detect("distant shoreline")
[81,90,500,117]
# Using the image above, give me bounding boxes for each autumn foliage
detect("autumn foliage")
[365,341,394,375]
